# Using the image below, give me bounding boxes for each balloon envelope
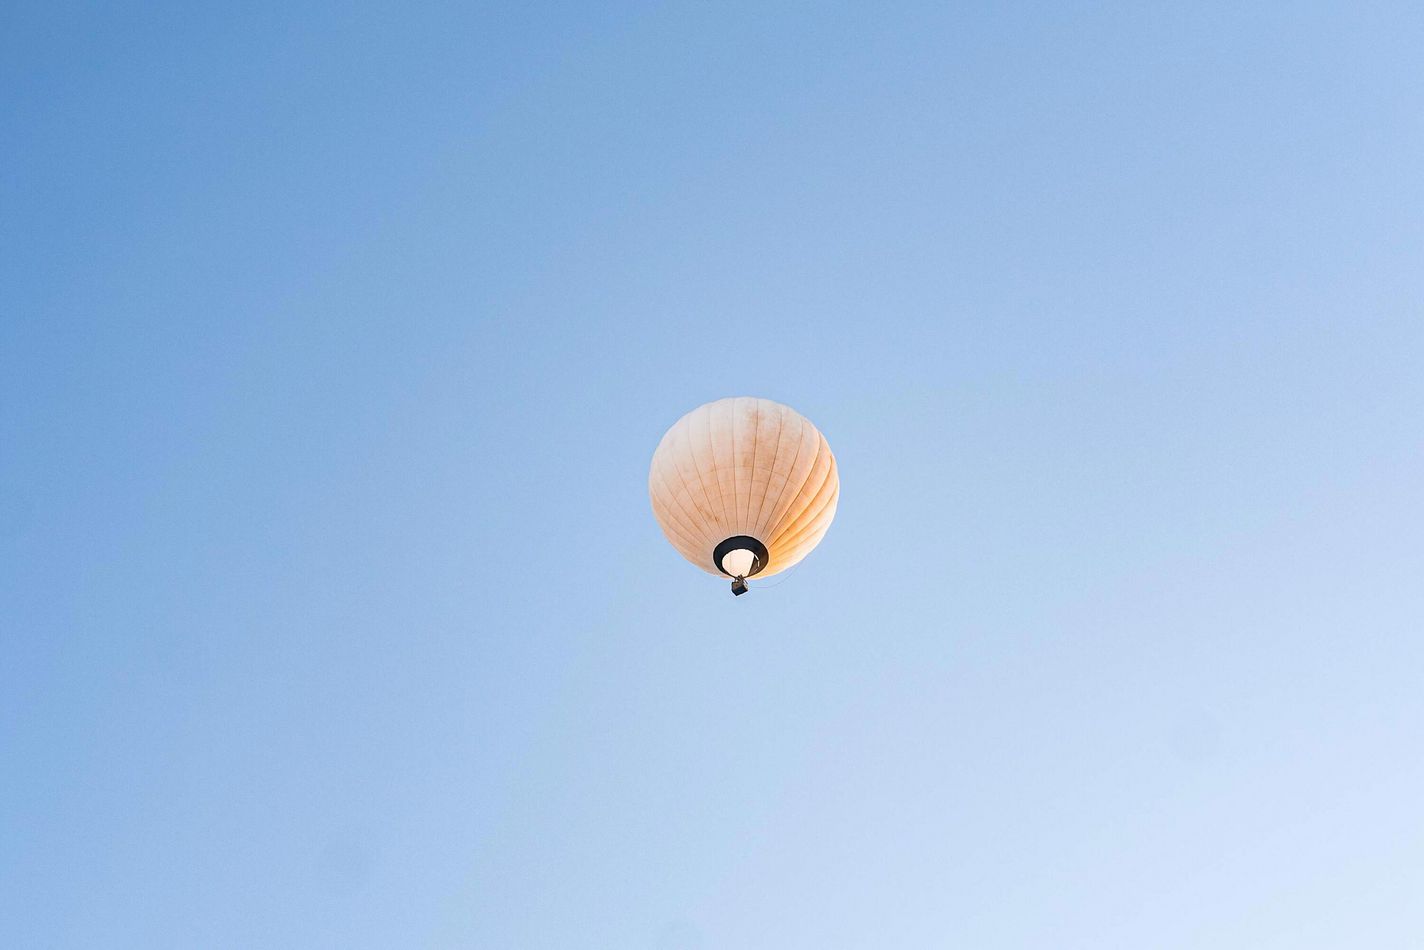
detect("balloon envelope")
[649,397,839,581]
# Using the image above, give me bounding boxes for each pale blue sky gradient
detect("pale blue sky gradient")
[3,2,1424,947]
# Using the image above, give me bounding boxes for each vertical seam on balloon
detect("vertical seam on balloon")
[730,399,742,537]
[654,460,708,545]
[775,477,838,551]
[675,416,715,541]
[684,415,720,540]
[772,510,835,570]
[751,402,783,539]
[748,402,772,537]
[707,404,730,530]
[648,486,705,552]
[666,430,712,541]
[747,399,761,536]
[650,493,705,552]
[737,396,752,533]
[765,417,808,547]
[775,456,837,549]
[772,436,826,545]
[778,513,835,565]
[674,460,710,543]
[652,468,702,545]
[771,440,833,547]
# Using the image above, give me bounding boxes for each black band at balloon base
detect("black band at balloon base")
[712,535,769,577]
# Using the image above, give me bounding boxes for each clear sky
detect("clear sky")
[3,2,1423,947]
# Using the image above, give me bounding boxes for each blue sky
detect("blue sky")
[3,2,1423,947]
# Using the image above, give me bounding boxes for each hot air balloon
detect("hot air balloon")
[649,397,839,595]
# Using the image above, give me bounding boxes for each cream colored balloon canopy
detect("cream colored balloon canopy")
[649,397,839,595]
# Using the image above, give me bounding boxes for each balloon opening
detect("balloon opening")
[713,535,768,597]
[713,536,768,577]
